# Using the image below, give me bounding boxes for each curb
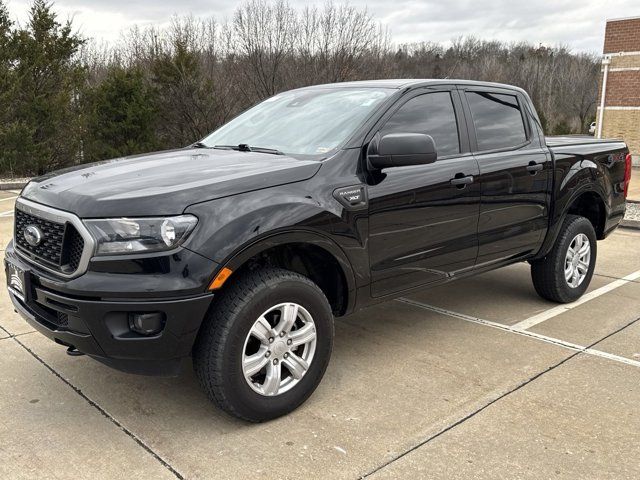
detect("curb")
[621,219,640,230]
[0,182,28,191]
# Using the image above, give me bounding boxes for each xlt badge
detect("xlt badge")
[333,185,368,210]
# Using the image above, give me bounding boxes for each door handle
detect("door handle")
[526,161,543,174]
[450,174,474,187]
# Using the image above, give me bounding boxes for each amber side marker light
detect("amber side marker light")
[209,267,233,290]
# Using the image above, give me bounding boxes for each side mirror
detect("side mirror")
[367,133,437,170]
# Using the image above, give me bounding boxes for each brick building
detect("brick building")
[596,16,640,165]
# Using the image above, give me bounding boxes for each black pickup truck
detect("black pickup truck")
[5,80,632,421]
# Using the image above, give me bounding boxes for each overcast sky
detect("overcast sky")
[4,0,639,53]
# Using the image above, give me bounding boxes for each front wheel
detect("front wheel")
[531,214,597,303]
[193,267,334,422]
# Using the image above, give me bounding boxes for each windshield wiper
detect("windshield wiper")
[213,144,284,155]
[191,141,210,148]
[251,146,284,155]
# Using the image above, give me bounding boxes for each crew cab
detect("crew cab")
[5,80,632,421]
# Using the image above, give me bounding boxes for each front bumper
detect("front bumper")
[5,244,214,375]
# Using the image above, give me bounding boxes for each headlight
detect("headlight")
[84,215,198,255]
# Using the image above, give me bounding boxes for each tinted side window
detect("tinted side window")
[466,92,527,151]
[381,92,460,157]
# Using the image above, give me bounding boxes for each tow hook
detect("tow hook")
[66,346,84,357]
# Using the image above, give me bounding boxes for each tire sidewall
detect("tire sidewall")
[217,276,333,420]
[555,217,597,301]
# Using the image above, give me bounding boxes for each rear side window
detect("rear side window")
[466,92,527,151]
[381,92,460,157]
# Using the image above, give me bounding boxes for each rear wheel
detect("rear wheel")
[531,214,597,303]
[193,267,334,422]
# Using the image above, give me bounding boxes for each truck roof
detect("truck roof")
[302,79,527,92]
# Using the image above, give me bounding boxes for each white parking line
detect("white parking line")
[0,209,14,217]
[398,298,640,369]
[511,269,640,331]
[0,196,17,202]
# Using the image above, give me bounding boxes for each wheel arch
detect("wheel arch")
[565,189,607,239]
[535,185,608,260]
[213,230,357,316]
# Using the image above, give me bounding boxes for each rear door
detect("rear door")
[460,86,552,266]
[367,87,481,297]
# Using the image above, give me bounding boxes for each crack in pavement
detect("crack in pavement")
[9,335,185,480]
[360,315,640,479]
[0,330,35,341]
[595,272,640,284]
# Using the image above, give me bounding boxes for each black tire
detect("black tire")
[193,267,334,422]
[531,214,597,303]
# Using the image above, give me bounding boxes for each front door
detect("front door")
[367,88,481,297]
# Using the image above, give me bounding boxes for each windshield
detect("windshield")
[200,87,393,156]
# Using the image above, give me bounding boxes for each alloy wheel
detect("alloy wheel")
[242,303,317,396]
[564,233,591,288]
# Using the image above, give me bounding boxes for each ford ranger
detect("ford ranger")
[5,80,632,421]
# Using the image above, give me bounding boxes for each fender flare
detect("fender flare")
[535,185,608,260]
[214,229,358,311]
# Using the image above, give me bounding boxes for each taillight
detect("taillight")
[624,153,632,198]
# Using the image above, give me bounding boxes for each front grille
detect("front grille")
[62,226,85,271]
[15,206,86,275]
[15,209,65,266]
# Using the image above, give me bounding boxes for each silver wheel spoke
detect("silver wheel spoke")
[275,303,298,335]
[577,243,589,256]
[243,347,270,377]
[262,361,282,395]
[251,316,272,344]
[572,269,581,287]
[574,236,582,251]
[577,260,589,274]
[564,263,573,281]
[283,352,308,380]
[289,323,316,347]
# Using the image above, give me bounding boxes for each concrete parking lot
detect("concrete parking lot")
[1,189,639,479]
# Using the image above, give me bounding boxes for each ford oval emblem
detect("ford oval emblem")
[24,225,44,247]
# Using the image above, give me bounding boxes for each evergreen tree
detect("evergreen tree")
[85,67,159,160]
[0,1,22,177]
[5,0,86,175]
[151,40,218,147]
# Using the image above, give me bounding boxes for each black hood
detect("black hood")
[21,148,321,217]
